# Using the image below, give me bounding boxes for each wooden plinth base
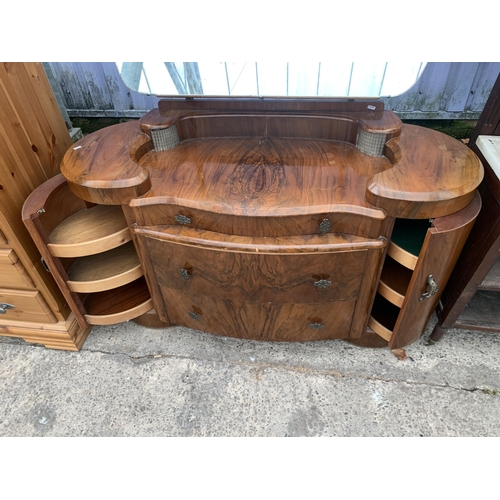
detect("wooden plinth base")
[0,313,91,351]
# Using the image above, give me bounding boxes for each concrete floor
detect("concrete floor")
[1,314,499,437]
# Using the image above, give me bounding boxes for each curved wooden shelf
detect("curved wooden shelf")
[83,276,153,325]
[377,256,412,307]
[387,242,418,270]
[387,218,432,270]
[369,294,399,342]
[377,282,404,308]
[66,241,143,293]
[48,204,131,258]
[368,316,392,342]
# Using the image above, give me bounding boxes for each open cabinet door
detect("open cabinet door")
[388,192,482,349]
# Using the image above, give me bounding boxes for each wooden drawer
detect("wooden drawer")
[160,286,357,341]
[0,288,57,324]
[133,225,385,305]
[0,248,36,289]
[130,202,386,239]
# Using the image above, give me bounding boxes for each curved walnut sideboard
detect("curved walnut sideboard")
[23,98,484,350]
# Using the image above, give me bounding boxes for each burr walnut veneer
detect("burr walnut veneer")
[25,98,484,350]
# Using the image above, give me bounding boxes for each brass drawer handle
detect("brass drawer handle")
[0,303,15,314]
[179,269,190,280]
[179,263,193,281]
[314,279,332,289]
[175,215,191,225]
[309,322,324,330]
[420,275,439,301]
[319,218,330,234]
[188,310,200,321]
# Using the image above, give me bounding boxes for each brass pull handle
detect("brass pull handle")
[314,279,332,289]
[0,303,15,314]
[309,322,324,330]
[179,269,190,280]
[319,218,330,234]
[189,310,200,321]
[175,215,191,225]
[420,275,439,301]
[179,263,193,281]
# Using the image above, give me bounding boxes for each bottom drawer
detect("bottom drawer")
[0,288,57,324]
[160,286,356,342]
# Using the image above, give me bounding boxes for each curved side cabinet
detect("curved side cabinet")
[22,174,153,331]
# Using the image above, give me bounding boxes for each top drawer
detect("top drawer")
[130,203,387,240]
[0,248,36,289]
[133,225,386,304]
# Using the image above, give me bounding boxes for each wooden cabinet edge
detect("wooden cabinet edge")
[85,298,153,325]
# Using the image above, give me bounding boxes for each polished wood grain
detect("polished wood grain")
[160,286,357,341]
[132,201,386,239]
[61,120,152,205]
[62,117,483,222]
[131,137,390,221]
[133,225,384,304]
[56,98,484,349]
[140,104,401,139]
[133,225,386,340]
[176,114,358,144]
[133,224,385,254]
[62,108,481,222]
[367,125,484,218]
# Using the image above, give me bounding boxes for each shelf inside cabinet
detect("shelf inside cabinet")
[387,218,432,270]
[378,255,412,307]
[48,204,131,258]
[369,293,400,341]
[66,241,143,293]
[83,276,153,325]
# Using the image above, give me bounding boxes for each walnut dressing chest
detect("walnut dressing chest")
[23,98,484,350]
